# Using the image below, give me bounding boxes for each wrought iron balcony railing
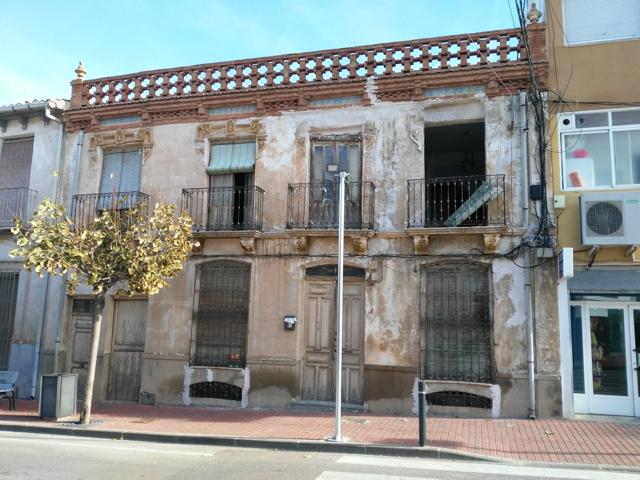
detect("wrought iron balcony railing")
[0,188,37,229]
[407,175,506,228]
[71,191,150,228]
[287,181,375,230]
[181,186,265,232]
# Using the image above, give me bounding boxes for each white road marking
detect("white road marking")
[0,435,214,457]
[337,456,639,480]
[317,472,441,480]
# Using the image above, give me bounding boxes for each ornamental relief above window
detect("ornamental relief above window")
[88,127,153,164]
[194,119,265,159]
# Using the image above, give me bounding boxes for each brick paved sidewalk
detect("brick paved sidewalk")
[1,400,640,467]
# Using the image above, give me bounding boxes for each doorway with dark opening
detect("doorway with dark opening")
[424,123,490,226]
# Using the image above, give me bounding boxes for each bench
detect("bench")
[0,371,18,411]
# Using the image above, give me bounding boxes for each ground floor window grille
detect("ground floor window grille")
[423,263,493,383]
[193,261,250,367]
[0,272,19,370]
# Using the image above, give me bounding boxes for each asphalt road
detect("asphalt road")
[0,431,636,480]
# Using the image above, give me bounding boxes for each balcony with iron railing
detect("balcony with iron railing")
[407,175,506,228]
[287,181,375,230]
[181,186,265,233]
[0,188,37,230]
[71,191,150,228]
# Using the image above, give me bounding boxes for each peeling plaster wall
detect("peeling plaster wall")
[60,91,560,417]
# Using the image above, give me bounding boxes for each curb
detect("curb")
[2,421,640,473]
[0,421,492,462]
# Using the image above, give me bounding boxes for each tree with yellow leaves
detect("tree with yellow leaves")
[11,199,196,424]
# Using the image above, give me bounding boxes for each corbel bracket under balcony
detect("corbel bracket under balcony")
[406,226,517,255]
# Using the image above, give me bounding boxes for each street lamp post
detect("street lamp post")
[332,171,347,442]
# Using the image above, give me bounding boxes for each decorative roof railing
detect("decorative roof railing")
[72,26,545,108]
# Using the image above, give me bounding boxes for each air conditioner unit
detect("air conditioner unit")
[580,192,640,246]
[558,113,575,131]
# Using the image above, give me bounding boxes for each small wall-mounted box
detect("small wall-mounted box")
[554,195,566,209]
[284,315,297,331]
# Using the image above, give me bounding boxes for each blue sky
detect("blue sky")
[0,0,520,105]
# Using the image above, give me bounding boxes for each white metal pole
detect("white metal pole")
[333,171,346,442]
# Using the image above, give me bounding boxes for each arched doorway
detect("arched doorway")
[301,264,365,404]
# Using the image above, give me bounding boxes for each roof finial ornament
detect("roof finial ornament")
[527,2,541,24]
[75,61,86,80]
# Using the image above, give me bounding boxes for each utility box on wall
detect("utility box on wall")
[39,373,77,420]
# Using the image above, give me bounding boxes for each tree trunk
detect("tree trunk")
[79,294,105,424]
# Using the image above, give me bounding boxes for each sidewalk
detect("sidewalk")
[1,400,640,468]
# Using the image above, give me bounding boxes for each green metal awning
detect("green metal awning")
[207,142,256,174]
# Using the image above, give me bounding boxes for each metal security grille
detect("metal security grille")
[189,381,241,400]
[194,261,250,367]
[426,391,492,409]
[0,272,19,370]
[423,263,493,383]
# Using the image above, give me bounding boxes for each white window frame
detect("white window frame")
[562,0,640,46]
[559,107,640,191]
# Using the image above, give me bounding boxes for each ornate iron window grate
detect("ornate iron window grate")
[194,261,250,367]
[189,381,242,401]
[423,263,493,383]
[426,390,492,409]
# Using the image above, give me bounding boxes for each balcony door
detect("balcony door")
[572,303,640,416]
[424,123,487,226]
[98,149,142,210]
[207,142,256,230]
[309,137,361,228]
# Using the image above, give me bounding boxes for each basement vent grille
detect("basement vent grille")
[426,391,492,409]
[189,381,241,401]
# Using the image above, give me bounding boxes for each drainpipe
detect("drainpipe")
[53,130,84,372]
[520,91,536,419]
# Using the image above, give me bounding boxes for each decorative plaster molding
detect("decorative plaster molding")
[195,120,264,155]
[412,235,429,255]
[293,236,308,253]
[240,237,256,255]
[190,241,204,256]
[483,233,501,254]
[351,236,368,255]
[89,127,153,163]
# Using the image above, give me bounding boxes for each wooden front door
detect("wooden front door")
[108,299,147,401]
[69,299,95,398]
[302,280,364,404]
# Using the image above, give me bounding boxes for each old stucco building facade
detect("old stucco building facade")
[54,21,561,417]
[0,99,68,398]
